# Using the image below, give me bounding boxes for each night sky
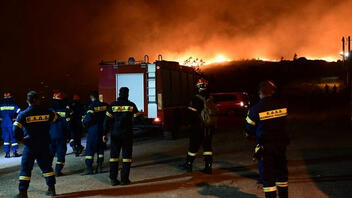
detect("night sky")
[1,0,351,102]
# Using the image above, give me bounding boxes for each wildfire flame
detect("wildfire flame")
[167,53,340,66]
[206,55,231,64]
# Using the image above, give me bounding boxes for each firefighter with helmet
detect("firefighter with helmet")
[82,91,108,175]
[182,78,217,174]
[0,92,21,158]
[69,94,85,156]
[245,81,289,198]
[49,91,72,176]
[103,87,138,186]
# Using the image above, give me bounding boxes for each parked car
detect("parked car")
[211,92,249,116]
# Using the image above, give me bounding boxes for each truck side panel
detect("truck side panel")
[99,66,116,104]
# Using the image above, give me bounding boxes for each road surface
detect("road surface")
[0,113,352,198]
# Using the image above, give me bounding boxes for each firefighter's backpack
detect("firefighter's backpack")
[196,95,217,127]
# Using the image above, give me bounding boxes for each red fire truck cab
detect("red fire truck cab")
[98,57,198,137]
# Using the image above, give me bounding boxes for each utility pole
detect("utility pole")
[343,36,352,122]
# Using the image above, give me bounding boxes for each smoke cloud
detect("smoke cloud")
[1,0,351,95]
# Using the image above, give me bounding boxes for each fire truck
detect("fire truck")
[98,56,198,138]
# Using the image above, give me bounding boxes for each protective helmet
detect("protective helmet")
[3,92,12,99]
[259,80,277,96]
[196,78,208,90]
[73,94,80,100]
[53,92,64,100]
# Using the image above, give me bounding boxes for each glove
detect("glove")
[252,144,264,161]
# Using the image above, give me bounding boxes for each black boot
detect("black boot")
[202,162,212,174]
[45,185,56,196]
[95,163,103,174]
[14,190,28,198]
[5,153,10,158]
[13,151,22,157]
[181,154,195,172]
[110,179,120,186]
[265,191,277,198]
[120,162,131,185]
[278,187,288,198]
[120,179,131,186]
[81,166,93,175]
[180,161,193,172]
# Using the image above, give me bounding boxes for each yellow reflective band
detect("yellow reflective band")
[188,152,196,156]
[66,118,71,122]
[246,116,256,126]
[98,154,104,158]
[52,113,59,123]
[66,106,70,109]
[259,108,288,121]
[112,106,134,113]
[16,109,21,113]
[56,162,65,165]
[94,106,107,112]
[203,152,213,155]
[133,114,137,118]
[0,106,15,111]
[276,182,288,187]
[19,176,31,181]
[57,112,66,118]
[4,142,10,145]
[106,112,113,118]
[12,143,18,146]
[14,121,23,129]
[85,156,93,159]
[43,172,55,177]
[122,158,132,163]
[69,139,74,143]
[109,158,119,162]
[87,110,94,114]
[263,186,277,192]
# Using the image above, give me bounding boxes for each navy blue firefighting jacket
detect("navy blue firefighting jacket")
[245,96,289,146]
[104,97,138,137]
[0,100,21,127]
[13,105,58,149]
[49,103,72,140]
[83,100,108,138]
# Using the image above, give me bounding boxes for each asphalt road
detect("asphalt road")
[0,112,352,198]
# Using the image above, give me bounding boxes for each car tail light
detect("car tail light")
[153,117,161,124]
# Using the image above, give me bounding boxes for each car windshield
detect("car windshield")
[213,94,238,102]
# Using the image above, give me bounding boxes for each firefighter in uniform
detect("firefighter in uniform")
[82,91,108,175]
[69,94,85,156]
[0,92,21,158]
[13,91,58,198]
[245,81,289,198]
[182,78,216,174]
[103,87,138,186]
[49,92,72,176]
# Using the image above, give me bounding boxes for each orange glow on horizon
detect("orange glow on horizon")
[164,50,342,66]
